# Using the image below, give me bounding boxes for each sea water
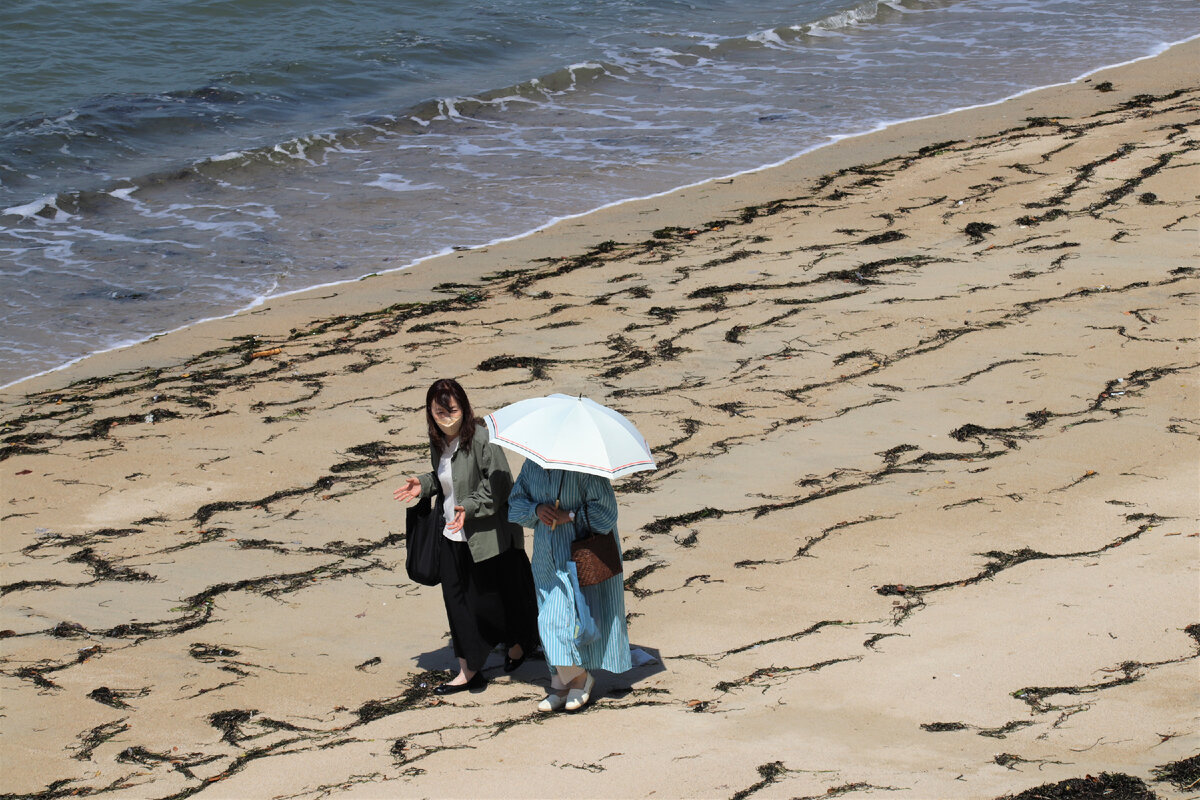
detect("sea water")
[1,0,1197,387]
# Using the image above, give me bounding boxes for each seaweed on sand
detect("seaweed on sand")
[997,772,1156,800]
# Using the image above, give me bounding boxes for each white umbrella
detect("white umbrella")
[484,393,656,480]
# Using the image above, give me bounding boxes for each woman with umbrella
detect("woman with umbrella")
[492,394,652,712]
[393,379,539,695]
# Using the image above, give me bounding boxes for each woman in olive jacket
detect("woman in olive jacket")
[393,379,539,695]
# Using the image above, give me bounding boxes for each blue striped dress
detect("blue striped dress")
[508,462,632,674]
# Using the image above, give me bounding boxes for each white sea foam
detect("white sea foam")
[813,0,880,31]
[239,204,280,219]
[747,29,790,48]
[2,197,54,218]
[2,196,74,223]
[365,174,442,192]
[565,62,608,87]
[437,98,464,119]
[63,227,200,248]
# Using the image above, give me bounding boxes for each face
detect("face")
[431,398,463,436]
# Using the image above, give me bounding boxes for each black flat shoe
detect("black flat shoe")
[503,651,526,673]
[433,672,487,695]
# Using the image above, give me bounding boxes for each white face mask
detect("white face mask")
[432,401,463,437]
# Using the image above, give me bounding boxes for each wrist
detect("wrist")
[568,511,576,522]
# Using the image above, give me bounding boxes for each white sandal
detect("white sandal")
[538,690,568,713]
[565,673,595,712]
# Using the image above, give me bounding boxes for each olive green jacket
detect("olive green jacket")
[417,423,525,563]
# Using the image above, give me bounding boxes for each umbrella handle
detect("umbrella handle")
[549,499,559,531]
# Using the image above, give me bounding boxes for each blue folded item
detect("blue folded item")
[567,562,600,646]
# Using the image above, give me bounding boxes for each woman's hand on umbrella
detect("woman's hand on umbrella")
[445,506,466,533]
[393,477,421,503]
[536,503,572,527]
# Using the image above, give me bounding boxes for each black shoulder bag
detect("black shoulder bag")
[405,486,443,587]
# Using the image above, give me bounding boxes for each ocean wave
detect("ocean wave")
[0,57,629,214]
[0,1,969,208]
[746,0,944,47]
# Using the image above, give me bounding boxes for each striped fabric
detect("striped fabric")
[509,461,632,674]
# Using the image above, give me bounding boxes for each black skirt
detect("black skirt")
[438,535,539,672]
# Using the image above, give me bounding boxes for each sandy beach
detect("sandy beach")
[2,38,1198,800]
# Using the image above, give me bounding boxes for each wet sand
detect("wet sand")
[1,39,1197,800]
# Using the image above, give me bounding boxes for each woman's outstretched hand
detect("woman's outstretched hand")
[393,477,422,503]
[445,506,466,533]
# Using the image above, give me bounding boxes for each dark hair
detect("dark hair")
[425,378,476,451]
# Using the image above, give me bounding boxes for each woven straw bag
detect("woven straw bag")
[570,531,622,586]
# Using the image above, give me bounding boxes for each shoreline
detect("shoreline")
[4,35,1197,395]
[1,37,1197,800]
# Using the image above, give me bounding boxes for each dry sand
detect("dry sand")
[2,39,1198,800]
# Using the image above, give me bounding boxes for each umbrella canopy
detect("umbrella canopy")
[484,394,656,480]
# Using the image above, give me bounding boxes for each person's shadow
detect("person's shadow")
[605,642,666,699]
[412,641,666,695]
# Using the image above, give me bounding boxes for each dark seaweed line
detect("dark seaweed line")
[2,439,411,601]
[1008,624,1200,715]
[727,761,901,800]
[4,666,677,800]
[671,521,1181,715]
[772,350,1193,529]
[3,93,1190,464]
[2,530,408,694]
[874,512,1167,599]
[639,361,1195,611]
[675,619,856,664]
[0,290,489,460]
[768,270,1195,414]
[734,514,893,568]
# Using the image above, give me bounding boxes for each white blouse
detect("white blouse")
[436,437,465,542]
